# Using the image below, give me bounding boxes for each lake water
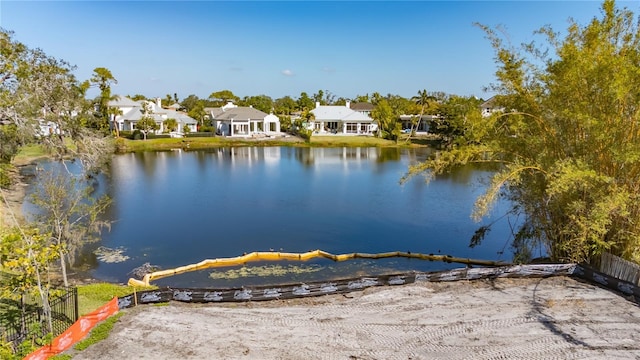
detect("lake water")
[28,147,519,287]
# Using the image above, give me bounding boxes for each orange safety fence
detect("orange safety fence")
[24,296,119,360]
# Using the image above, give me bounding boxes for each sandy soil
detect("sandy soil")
[0,167,27,228]
[69,276,640,360]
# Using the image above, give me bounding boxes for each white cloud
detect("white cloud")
[321,67,335,74]
[281,69,294,76]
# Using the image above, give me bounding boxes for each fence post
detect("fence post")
[73,287,79,322]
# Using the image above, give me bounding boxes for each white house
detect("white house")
[309,101,377,135]
[208,102,281,137]
[399,114,434,132]
[108,96,198,136]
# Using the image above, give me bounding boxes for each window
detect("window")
[346,123,359,133]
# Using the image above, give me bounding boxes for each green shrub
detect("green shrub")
[0,163,14,189]
[186,132,216,138]
[118,131,133,139]
[198,125,214,133]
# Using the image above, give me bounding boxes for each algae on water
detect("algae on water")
[209,264,323,279]
[94,246,130,263]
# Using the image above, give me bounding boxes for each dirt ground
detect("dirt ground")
[0,167,27,228]
[69,276,640,360]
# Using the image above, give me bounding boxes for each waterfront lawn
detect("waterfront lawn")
[116,134,416,152]
[77,283,156,316]
[13,144,48,165]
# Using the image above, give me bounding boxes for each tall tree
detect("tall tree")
[0,31,113,175]
[429,95,483,146]
[128,94,147,101]
[312,89,335,105]
[0,225,58,347]
[90,67,118,134]
[297,92,315,111]
[405,0,640,264]
[354,94,370,103]
[208,89,239,105]
[30,169,111,287]
[163,118,178,133]
[294,108,314,142]
[0,30,115,331]
[371,99,400,143]
[312,89,324,104]
[162,93,173,107]
[242,94,273,113]
[180,94,201,112]
[274,96,296,115]
[188,103,206,128]
[407,89,436,140]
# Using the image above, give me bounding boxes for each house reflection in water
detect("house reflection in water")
[211,147,383,170]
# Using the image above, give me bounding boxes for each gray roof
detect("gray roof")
[111,95,198,125]
[207,108,225,118]
[108,96,141,108]
[213,107,268,121]
[480,96,497,108]
[175,112,198,125]
[121,107,143,121]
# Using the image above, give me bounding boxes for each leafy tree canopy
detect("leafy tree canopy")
[241,94,273,113]
[297,92,315,111]
[406,0,640,264]
[371,99,401,143]
[208,89,239,105]
[274,96,297,115]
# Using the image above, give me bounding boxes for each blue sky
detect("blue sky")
[0,1,630,101]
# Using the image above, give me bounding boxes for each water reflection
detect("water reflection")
[62,147,516,286]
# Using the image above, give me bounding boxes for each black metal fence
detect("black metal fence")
[0,287,78,350]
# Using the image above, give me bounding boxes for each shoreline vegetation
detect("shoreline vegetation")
[113,133,437,152]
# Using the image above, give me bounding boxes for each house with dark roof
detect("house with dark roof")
[108,96,198,136]
[309,101,377,135]
[480,96,503,117]
[208,102,280,137]
[349,102,375,116]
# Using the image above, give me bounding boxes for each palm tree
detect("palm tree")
[408,89,436,142]
[90,67,118,134]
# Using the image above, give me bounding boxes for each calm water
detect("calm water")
[29,147,519,287]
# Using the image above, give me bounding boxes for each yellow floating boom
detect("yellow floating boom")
[128,250,511,287]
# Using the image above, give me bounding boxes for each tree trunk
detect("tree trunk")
[113,117,120,138]
[59,248,69,287]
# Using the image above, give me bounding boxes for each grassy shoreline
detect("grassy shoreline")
[114,134,432,152]
[12,133,435,162]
